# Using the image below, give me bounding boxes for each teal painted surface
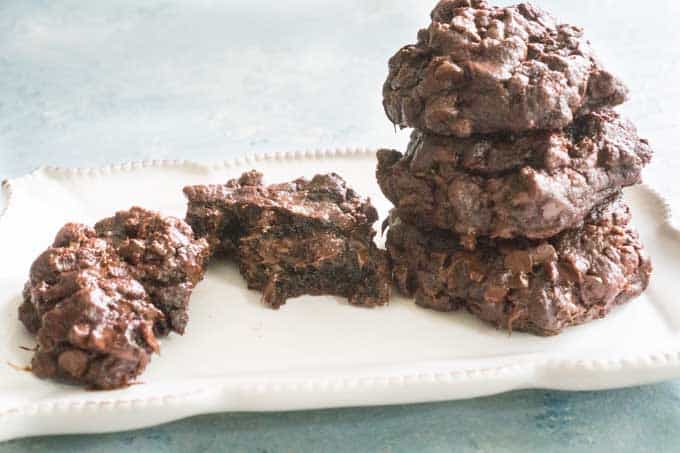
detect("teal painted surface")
[2,386,680,452]
[1,0,679,451]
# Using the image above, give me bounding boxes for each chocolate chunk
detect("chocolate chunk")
[184,171,391,308]
[504,250,532,274]
[383,0,628,136]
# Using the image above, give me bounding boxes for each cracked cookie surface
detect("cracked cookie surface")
[19,208,209,388]
[383,0,628,137]
[385,196,652,336]
[376,110,652,239]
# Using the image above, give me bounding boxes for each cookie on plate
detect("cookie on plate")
[385,195,652,336]
[20,208,209,388]
[184,171,391,308]
[94,207,210,335]
[377,110,652,240]
[29,269,162,389]
[383,0,628,137]
[21,223,163,388]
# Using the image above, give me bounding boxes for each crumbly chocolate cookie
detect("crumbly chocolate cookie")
[383,0,628,137]
[29,271,162,389]
[184,171,391,308]
[386,196,652,336]
[20,208,209,387]
[21,223,163,388]
[94,207,210,335]
[376,110,652,239]
[20,223,114,335]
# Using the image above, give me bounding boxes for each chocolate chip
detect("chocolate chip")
[504,250,532,274]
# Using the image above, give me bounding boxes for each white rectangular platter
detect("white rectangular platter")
[1,149,680,441]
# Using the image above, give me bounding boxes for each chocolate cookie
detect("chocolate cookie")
[94,207,210,335]
[30,271,162,390]
[383,0,628,137]
[20,208,209,388]
[20,223,113,335]
[386,196,652,336]
[376,110,652,239]
[184,171,391,308]
[20,223,163,388]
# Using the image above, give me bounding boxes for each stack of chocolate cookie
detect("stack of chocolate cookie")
[377,0,653,335]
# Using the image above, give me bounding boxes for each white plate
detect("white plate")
[1,149,680,441]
